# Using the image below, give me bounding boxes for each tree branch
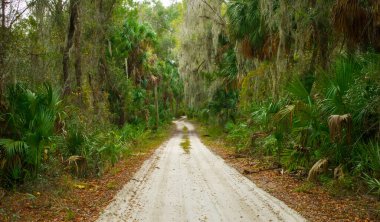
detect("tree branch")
[9,0,36,28]
[199,0,225,26]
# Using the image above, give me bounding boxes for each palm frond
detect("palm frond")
[227,0,266,57]
[287,77,312,104]
[0,139,28,158]
[363,173,380,196]
[320,55,363,115]
[273,105,295,123]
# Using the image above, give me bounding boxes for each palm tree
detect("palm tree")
[0,83,60,183]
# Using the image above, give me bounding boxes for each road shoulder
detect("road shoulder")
[0,125,175,222]
[194,121,379,222]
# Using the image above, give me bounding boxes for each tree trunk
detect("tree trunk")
[62,0,80,95]
[1,0,4,28]
[154,84,159,129]
[88,73,99,112]
[74,8,82,92]
[96,0,117,88]
[0,0,7,104]
[118,94,126,126]
[97,0,108,88]
[125,58,128,77]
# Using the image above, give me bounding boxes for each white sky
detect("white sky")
[161,0,180,7]
[137,0,180,7]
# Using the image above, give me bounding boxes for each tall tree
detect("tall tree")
[62,0,80,95]
[0,0,33,104]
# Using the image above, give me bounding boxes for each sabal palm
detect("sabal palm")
[227,0,266,48]
[1,83,60,180]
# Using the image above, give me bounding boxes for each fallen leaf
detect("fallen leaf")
[74,184,86,189]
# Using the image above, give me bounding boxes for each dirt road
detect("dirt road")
[97,119,306,222]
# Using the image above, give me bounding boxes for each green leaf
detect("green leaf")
[0,139,28,157]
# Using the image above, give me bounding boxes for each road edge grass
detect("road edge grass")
[0,123,176,222]
[191,119,379,222]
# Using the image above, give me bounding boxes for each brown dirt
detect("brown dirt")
[0,127,174,222]
[198,131,380,222]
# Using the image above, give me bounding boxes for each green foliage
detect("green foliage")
[321,175,356,197]
[0,0,182,189]
[0,140,28,158]
[198,50,379,196]
[250,100,282,129]
[61,121,155,177]
[281,147,310,172]
[294,182,315,193]
[287,77,312,104]
[109,16,157,65]
[219,49,238,81]
[225,123,252,153]
[180,133,191,154]
[208,88,238,124]
[0,83,60,185]
[353,142,380,178]
[319,55,363,115]
[364,174,380,197]
[227,0,266,48]
[106,1,183,127]
[178,0,379,198]
[66,128,86,156]
[0,0,378,203]
[91,131,124,167]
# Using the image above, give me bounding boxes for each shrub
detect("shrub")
[353,142,380,178]
[226,123,252,153]
[364,174,380,197]
[0,83,60,186]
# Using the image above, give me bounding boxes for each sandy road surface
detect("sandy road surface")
[97,119,306,222]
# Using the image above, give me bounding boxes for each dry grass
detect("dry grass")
[332,0,379,48]
[307,158,329,181]
[328,114,352,144]
[239,37,254,59]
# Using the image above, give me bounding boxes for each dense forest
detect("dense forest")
[180,0,380,197]
[0,0,379,220]
[0,0,183,186]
